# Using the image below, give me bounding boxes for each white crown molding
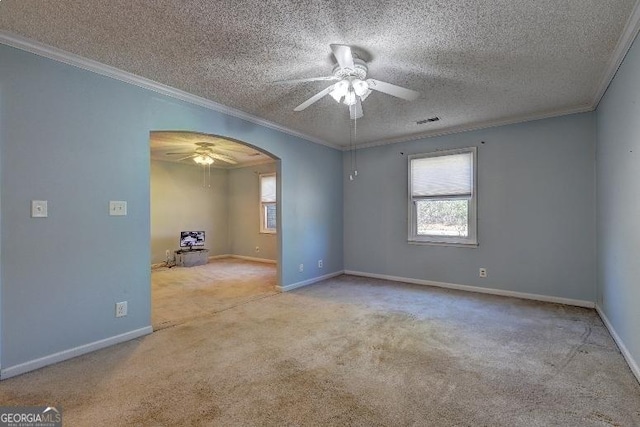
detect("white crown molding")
[592,0,640,108]
[4,14,637,154]
[351,0,640,152]
[347,104,594,151]
[0,31,340,150]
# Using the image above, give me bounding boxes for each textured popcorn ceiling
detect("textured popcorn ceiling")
[0,0,637,147]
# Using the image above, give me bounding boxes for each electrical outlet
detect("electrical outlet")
[299,264,304,272]
[255,246,260,253]
[115,301,128,318]
[31,200,48,218]
[479,268,487,278]
[318,259,323,268]
[109,201,127,216]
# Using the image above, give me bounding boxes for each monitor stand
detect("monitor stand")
[175,248,209,267]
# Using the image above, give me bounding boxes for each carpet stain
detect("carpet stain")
[588,411,622,426]
[126,381,222,426]
[269,360,386,426]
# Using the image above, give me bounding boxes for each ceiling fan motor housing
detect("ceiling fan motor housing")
[332,59,368,80]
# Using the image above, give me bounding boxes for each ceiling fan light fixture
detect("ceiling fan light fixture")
[329,89,343,103]
[352,79,368,97]
[359,88,372,101]
[344,89,357,106]
[330,80,350,102]
[194,155,214,165]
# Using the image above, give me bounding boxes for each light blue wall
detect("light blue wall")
[1,46,153,369]
[344,113,596,301]
[10,31,640,378]
[0,44,343,370]
[596,35,640,371]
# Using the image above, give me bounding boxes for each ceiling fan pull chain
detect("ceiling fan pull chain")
[349,106,354,181]
[354,112,358,177]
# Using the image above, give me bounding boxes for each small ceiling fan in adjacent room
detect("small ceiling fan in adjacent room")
[165,142,239,166]
[282,44,421,119]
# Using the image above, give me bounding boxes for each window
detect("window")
[408,147,477,246]
[260,173,277,233]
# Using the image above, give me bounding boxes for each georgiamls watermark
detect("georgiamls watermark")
[0,406,62,427]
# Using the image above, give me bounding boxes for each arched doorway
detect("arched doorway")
[149,131,281,329]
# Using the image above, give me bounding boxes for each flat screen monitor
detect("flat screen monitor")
[180,231,205,248]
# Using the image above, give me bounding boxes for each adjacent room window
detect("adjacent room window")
[408,147,477,246]
[260,173,277,233]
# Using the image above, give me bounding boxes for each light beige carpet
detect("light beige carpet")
[1,274,640,426]
[152,258,278,329]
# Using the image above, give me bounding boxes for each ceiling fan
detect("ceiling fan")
[166,142,238,165]
[286,44,420,119]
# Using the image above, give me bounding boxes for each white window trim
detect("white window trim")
[259,173,277,234]
[408,147,478,247]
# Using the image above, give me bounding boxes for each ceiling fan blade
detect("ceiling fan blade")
[209,152,238,165]
[294,85,335,111]
[210,146,245,154]
[165,152,192,155]
[213,146,255,154]
[274,76,339,84]
[330,44,355,70]
[350,98,363,120]
[366,79,420,101]
[177,154,197,161]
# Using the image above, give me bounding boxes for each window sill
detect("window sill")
[259,230,277,235]
[408,239,478,248]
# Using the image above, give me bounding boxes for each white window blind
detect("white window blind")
[411,152,473,198]
[260,173,277,233]
[261,175,276,202]
[408,148,477,246]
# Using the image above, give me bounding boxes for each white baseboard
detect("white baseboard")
[0,326,152,380]
[150,254,278,268]
[227,255,277,264]
[278,270,344,292]
[344,270,595,308]
[209,254,277,264]
[596,305,640,385]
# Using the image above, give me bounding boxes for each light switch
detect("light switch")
[109,201,127,216]
[31,200,48,218]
